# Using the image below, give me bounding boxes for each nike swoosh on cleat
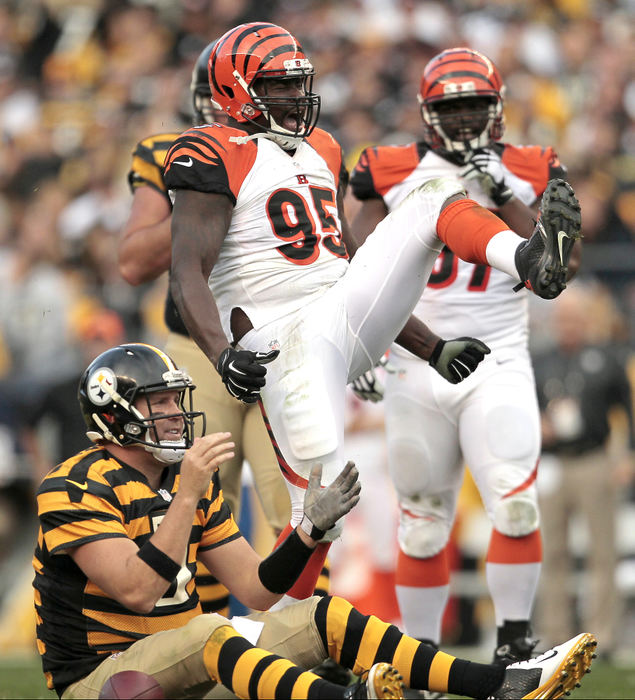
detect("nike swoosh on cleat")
[557,230,569,264]
[174,157,194,167]
[66,479,88,490]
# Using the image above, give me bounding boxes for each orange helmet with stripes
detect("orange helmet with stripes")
[209,22,320,149]
[418,47,505,156]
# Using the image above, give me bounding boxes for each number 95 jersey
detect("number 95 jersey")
[164,124,349,338]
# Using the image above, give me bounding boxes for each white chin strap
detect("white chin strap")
[268,116,304,150]
[229,129,303,151]
[144,436,187,464]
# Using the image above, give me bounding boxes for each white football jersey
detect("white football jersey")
[351,142,567,354]
[164,124,349,338]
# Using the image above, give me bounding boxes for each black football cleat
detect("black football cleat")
[494,632,539,665]
[311,658,352,686]
[514,179,581,299]
[490,632,597,699]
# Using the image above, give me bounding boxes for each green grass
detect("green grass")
[0,654,633,699]
[0,656,53,699]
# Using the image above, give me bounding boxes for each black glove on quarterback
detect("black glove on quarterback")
[216,347,279,403]
[429,337,491,384]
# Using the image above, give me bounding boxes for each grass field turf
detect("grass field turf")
[1,654,634,699]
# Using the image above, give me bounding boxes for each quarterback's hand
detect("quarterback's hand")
[429,337,491,384]
[300,462,361,540]
[350,354,397,402]
[216,347,279,404]
[460,149,514,206]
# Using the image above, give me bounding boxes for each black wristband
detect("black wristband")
[258,529,315,594]
[137,541,181,582]
[299,514,326,541]
[429,339,444,366]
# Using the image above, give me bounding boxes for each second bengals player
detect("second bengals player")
[350,48,582,663]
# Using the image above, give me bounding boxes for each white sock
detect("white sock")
[485,229,524,281]
[486,561,541,626]
[395,583,450,643]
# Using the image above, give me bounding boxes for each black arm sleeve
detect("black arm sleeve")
[257,529,315,594]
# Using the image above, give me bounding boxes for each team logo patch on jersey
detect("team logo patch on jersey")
[87,367,117,406]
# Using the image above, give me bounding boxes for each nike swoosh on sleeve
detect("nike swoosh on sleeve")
[173,157,193,167]
[66,479,88,490]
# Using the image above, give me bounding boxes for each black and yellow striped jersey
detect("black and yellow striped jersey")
[127,131,181,204]
[127,130,190,337]
[33,446,240,695]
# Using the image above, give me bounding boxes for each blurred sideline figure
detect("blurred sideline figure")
[118,41,291,617]
[350,47,582,665]
[533,281,634,660]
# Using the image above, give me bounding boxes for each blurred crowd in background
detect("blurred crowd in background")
[0,0,633,661]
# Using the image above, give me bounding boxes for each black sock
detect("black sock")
[497,619,530,647]
[447,659,506,700]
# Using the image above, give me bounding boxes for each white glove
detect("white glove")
[460,149,514,206]
[350,354,397,402]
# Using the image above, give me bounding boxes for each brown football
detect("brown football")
[99,671,164,699]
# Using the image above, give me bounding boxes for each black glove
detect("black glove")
[460,149,514,206]
[216,347,279,403]
[429,337,491,384]
[300,462,361,540]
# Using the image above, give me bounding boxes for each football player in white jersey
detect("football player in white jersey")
[350,47,582,663]
[164,23,581,608]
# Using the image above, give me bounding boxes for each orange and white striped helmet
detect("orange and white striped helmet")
[418,47,505,155]
[209,22,320,148]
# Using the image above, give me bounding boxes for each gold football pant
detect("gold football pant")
[62,596,504,699]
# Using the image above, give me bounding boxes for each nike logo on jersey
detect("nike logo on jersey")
[174,157,194,167]
[557,230,569,264]
[66,479,88,490]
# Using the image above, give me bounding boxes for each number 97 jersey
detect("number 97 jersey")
[164,124,350,339]
[350,141,567,353]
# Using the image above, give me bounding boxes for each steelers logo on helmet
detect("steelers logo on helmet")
[418,47,505,157]
[209,22,321,150]
[87,367,117,406]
